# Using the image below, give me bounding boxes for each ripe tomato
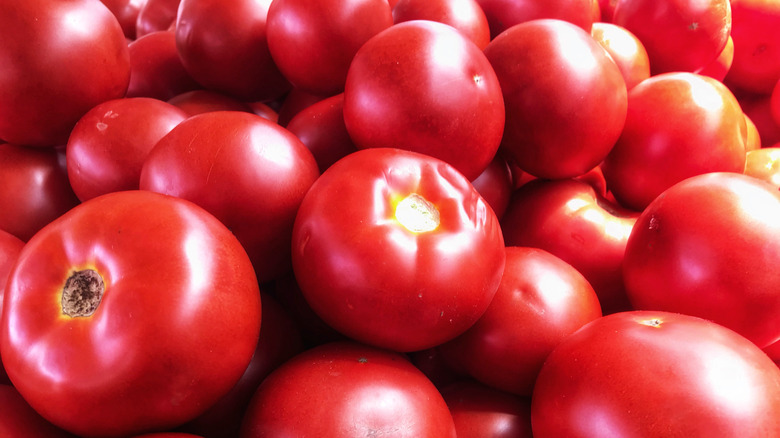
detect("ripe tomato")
[531,311,780,437]
[612,0,731,74]
[140,111,320,284]
[602,72,747,211]
[441,380,533,438]
[1,190,262,437]
[126,30,201,101]
[744,147,780,189]
[175,0,290,101]
[0,144,81,242]
[343,20,505,181]
[291,148,505,352]
[66,97,188,201]
[136,0,179,37]
[623,172,780,348]
[475,0,598,38]
[484,19,627,180]
[267,0,393,96]
[100,0,146,39]
[441,247,602,396]
[0,0,131,146]
[239,341,457,437]
[590,22,650,90]
[167,90,254,117]
[697,35,734,82]
[725,0,780,94]
[392,0,491,49]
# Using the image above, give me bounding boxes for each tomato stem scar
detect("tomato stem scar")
[61,269,105,318]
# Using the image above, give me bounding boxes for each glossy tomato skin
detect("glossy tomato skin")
[267,0,393,96]
[501,178,638,314]
[484,19,627,180]
[141,111,319,284]
[0,144,81,242]
[475,0,598,38]
[1,191,262,437]
[343,20,505,181]
[744,147,780,189]
[725,0,780,94]
[239,341,457,437]
[175,0,290,101]
[0,0,131,146]
[0,385,77,438]
[441,247,602,396]
[441,380,533,438]
[590,22,650,90]
[392,0,491,49]
[291,148,505,352]
[612,0,731,75]
[126,30,201,101]
[531,311,780,437]
[0,230,24,385]
[66,97,188,201]
[623,172,780,348]
[602,72,747,211]
[100,0,146,39]
[136,0,179,37]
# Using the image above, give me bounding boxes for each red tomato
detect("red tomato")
[0,144,81,242]
[697,35,734,82]
[484,19,627,180]
[135,0,179,37]
[291,148,505,352]
[612,0,731,75]
[175,0,290,101]
[743,113,762,151]
[623,172,780,348]
[501,178,638,314]
[0,384,76,438]
[602,72,747,211]
[100,0,147,39]
[275,88,329,127]
[744,147,780,189]
[140,111,320,284]
[0,0,131,146]
[475,0,598,38]
[725,0,780,94]
[285,93,359,173]
[441,380,533,438]
[590,22,650,90]
[167,90,254,117]
[392,0,491,49]
[0,230,24,385]
[531,311,780,437]
[441,247,602,396]
[239,342,457,437]
[267,0,393,96]
[66,97,188,201]
[0,190,262,437]
[126,30,201,101]
[344,20,505,181]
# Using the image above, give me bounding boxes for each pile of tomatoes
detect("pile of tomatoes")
[2,0,780,436]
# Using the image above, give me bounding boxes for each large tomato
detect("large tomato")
[239,341,457,437]
[484,19,627,180]
[0,144,81,242]
[623,172,780,348]
[291,148,505,352]
[266,0,393,96]
[126,30,201,101]
[531,311,780,437]
[612,0,731,74]
[602,72,747,211]
[0,0,131,146]
[0,190,262,437]
[392,0,491,49]
[725,0,780,94]
[343,20,505,181]
[140,111,320,284]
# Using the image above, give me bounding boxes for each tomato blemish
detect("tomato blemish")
[61,269,105,318]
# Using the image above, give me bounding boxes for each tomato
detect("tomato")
[623,172,780,348]
[101,0,147,39]
[0,144,81,242]
[602,72,747,211]
[285,93,359,173]
[697,35,734,82]
[501,177,637,314]
[0,229,24,385]
[66,97,188,202]
[0,0,131,146]
[239,341,457,437]
[475,0,598,39]
[531,311,780,437]
[590,22,650,90]
[126,30,201,101]
[612,0,731,75]
[0,384,76,438]
[167,90,254,117]
[469,153,514,220]
[140,111,320,284]
[392,0,491,49]
[441,380,533,438]
[136,0,179,37]
[744,147,780,189]
[1,190,262,437]
[247,101,279,124]
[344,20,504,181]
[291,148,505,352]
[725,0,780,94]
[484,19,627,180]
[275,88,329,127]
[441,247,602,396]
[267,0,393,96]
[175,0,290,101]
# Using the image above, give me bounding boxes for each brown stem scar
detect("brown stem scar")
[62,269,105,318]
